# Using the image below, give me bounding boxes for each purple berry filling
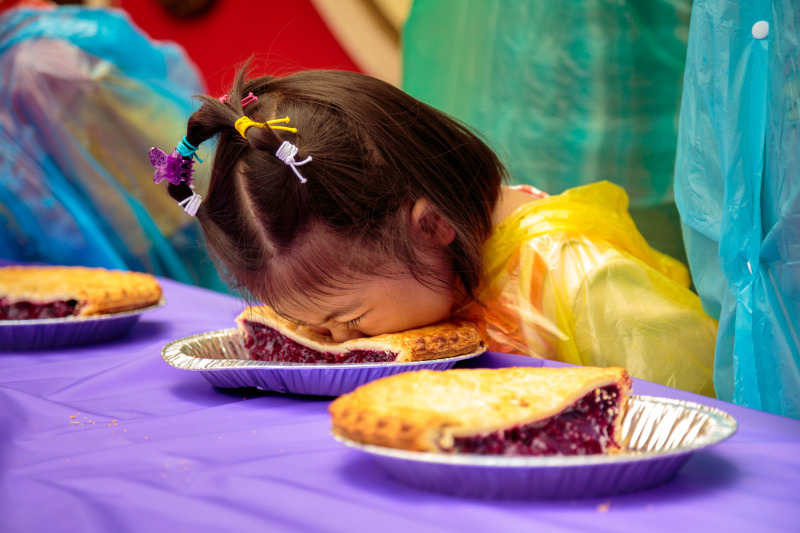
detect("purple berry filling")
[242,320,397,364]
[0,298,79,319]
[450,386,622,456]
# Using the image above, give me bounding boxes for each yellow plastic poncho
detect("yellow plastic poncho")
[459,181,717,397]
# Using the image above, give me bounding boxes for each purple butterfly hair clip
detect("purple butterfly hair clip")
[148,147,194,186]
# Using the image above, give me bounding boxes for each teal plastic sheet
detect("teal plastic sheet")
[675,0,800,418]
[0,7,226,292]
[402,0,692,261]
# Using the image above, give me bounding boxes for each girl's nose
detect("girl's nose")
[307,326,331,336]
[306,325,365,343]
[329,326,366,343]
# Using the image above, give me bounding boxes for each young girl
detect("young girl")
[152,66,717,397]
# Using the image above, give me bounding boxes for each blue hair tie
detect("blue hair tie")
[176,136,203,163]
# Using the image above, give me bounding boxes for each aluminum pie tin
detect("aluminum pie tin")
[161,329,487,396]
[0,299,165,351]
[333,395,737,499]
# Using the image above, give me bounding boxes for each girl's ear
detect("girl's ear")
[410,198,456,246]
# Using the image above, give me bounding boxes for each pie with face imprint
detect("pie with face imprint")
[329,366,632,456]
[0,266,163,320]
[235,305,485,364]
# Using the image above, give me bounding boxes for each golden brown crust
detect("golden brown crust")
[329,366,632,453]
[236,305,484,362]
[0,266,163,316]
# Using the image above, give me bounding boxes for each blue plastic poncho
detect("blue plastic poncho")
[674,0,800,418]
[0,6,226,292]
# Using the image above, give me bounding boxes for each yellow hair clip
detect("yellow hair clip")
[234,116,298,138]
[264,117,298,133]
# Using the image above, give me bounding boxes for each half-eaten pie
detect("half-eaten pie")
[235,305,484,364]
[0,266,163,320]
[330,366,632,456]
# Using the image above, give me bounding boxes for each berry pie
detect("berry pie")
[330,366,632,456]
[0,266,163,320]
[235,305,484,364]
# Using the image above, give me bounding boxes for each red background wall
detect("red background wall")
[116,0,361,95]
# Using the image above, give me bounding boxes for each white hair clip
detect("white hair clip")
[275,140,312,184]
[178,184,202,216]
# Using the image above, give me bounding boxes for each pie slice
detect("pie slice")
[330,366,632,456]
[0,266,163,320]
[235,305,484,364]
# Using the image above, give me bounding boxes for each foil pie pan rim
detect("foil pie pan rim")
[161,328,487,371]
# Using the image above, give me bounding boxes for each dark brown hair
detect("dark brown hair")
[167,65,506,311]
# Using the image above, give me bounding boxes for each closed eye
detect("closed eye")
[343,315,364,329]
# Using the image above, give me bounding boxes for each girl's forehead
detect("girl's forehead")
[255,223,416,318]
[277,294,363,325]
[268,270,409,324]
[264,262,368,314]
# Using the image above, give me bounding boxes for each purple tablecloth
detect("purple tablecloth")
[1,277,799,532]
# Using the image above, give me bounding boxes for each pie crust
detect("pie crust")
[0,266,163,319]
[330,366,632,455]
[235,305,484,363]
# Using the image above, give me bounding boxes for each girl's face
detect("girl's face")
[276,266,457,343]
